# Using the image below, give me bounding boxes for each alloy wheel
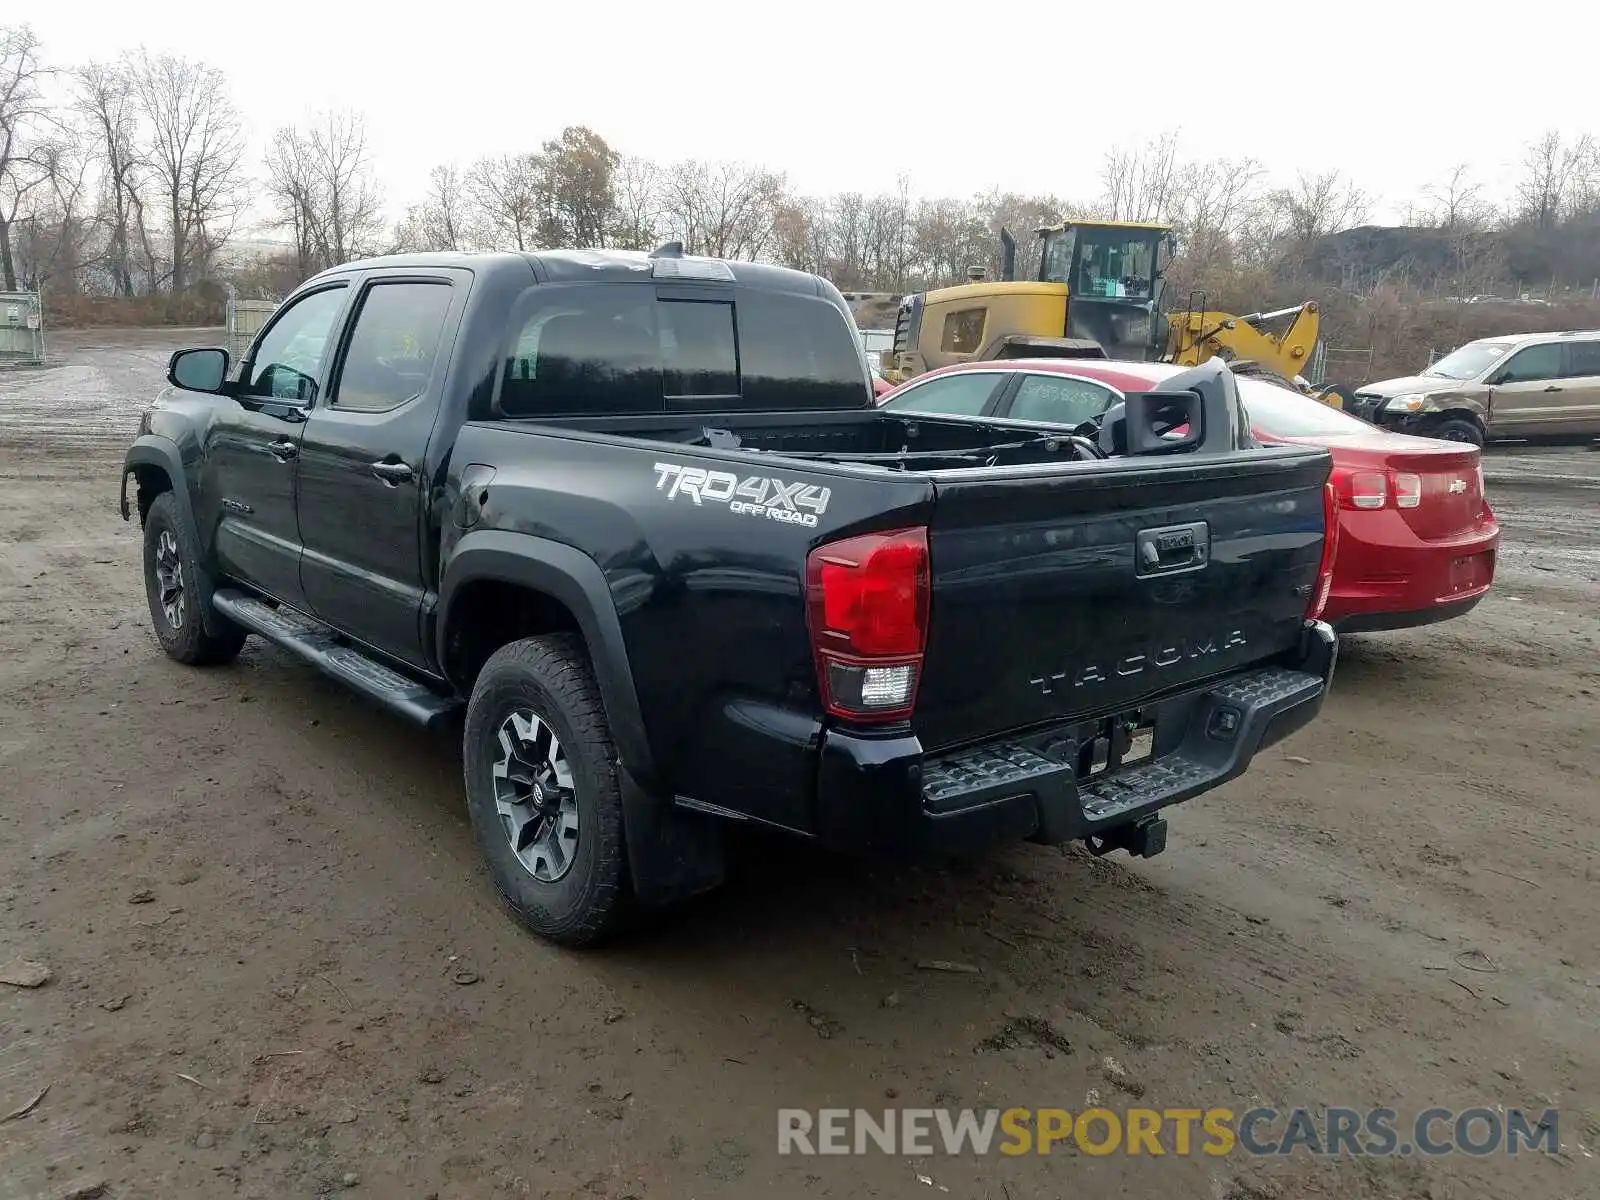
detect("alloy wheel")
[492,709,579,882]
[154,529,185,630]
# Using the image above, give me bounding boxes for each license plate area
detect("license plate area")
[1077,713,1155,780]
[1447,551,1491,595]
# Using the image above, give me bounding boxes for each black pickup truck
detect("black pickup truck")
[121,247,1338,945]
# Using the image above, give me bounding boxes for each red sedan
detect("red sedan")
[878,359,1499,633]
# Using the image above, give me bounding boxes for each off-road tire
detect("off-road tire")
[1431,416,1485,448]
[141,491,247,666]
[463,634,628,947]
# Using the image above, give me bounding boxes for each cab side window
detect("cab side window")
[1009,374,1118,425]
[1494,343,1562,384]
[334,282,454,412]
[242,286,347,403]
[1563,340,1600,378]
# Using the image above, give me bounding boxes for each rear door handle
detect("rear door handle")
[370,460,414,485]
[268,439,298,461]
[1543,385,1562,392]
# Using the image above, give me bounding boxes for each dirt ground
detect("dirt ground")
[1,329,1596,1200]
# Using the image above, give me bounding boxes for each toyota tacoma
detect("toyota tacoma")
[121,247,1339,945]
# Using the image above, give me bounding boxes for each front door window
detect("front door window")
[333,282,454,412]
[1494,343,1561,384]
[243,287,348,403]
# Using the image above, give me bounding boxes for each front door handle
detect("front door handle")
[268,439,298,462]
[1543,385,1563,393]
[370,460,414,486]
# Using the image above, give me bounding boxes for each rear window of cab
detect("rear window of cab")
[496,283,869,417]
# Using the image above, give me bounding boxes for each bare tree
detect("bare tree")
[1100,131,1179,223]
[770,194,825,274]
[907,196,988,288]
[829,191,867,285]
[74,59,145,295]
[128,49,245,292]
[0,26,55,290]
[1165,156,1266,285]
[1171,158,1264,240]
[13,134,93,290]
[1424,163,1492,232]
[860,178,912,291]
[394,164,473,252]
[468,152,541,250]
[1264,169,1369,274]
[1514,130,1596,229]
[264,125,318,278]
[265,112,385,280]
[610,155,659,250]
[657,160,784,259]
[978,191,1084,282]
[311,112,385,264]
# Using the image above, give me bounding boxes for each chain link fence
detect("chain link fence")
[226,297,279,363]
[1316,346,1376,387]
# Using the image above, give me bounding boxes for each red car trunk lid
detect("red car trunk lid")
[1384,444,1486,540]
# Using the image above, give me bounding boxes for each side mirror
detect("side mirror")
[168,347,230,394]
[1158,232,1178,269]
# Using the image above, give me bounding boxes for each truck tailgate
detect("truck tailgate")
[913,446,1333,752]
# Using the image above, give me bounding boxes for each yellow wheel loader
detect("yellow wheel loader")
[882,219,1346,406]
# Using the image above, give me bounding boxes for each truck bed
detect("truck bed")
[496,406,1097,473]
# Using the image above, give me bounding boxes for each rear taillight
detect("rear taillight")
[806,527,930,722]
[1333,468,1388,509]
[1308,480,1338,621]
[1332,466,1427,510]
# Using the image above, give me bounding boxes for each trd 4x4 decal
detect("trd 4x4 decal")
[652,461,831,528]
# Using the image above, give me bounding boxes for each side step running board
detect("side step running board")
[212,588,461,729]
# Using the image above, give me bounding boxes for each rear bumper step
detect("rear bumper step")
[920,666,1322,842]
[213,589,460,728]
[813,621,1336,858]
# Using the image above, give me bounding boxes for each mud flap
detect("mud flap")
[620,769,725,905]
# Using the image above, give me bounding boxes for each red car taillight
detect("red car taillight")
[1308,480,1338,621]
[1392,472,1422,509]
[1332,467,1387,509]
[806,527,930,722]
[1332,466,1425,511]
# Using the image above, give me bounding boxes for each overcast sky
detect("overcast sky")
[33,0,1587,233]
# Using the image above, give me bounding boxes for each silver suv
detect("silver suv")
[1347,330,1600,446]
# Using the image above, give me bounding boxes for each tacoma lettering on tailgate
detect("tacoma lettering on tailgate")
[652,461,831,528]
[1030,630,1248,695]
